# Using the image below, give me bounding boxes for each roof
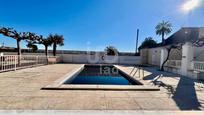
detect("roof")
[164,27,204,45]
[150,27,204,48]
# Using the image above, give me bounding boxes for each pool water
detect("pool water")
[64,65,140,85]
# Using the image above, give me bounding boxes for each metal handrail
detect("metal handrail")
[129,67,144,79]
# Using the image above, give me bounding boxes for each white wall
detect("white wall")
[144,47,161,66]
[1,52,141,65]
[119,56,141,65]
[61,54,141,65]
[193,46,204,61]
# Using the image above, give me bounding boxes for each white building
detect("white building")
[140,27,204,80]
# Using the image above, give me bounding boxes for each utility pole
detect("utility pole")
[135,29,139,55]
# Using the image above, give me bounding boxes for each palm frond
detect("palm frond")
[155,21,172,36]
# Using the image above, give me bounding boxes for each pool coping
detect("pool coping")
[42,64,160,91]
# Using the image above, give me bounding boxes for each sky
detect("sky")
[0,0,204,52]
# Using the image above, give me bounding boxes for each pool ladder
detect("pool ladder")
[129,67,144,79]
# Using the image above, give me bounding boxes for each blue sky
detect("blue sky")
[0,0,203,52]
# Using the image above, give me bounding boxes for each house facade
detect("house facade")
[140,27,204,79]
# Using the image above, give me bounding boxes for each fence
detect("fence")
[0,55,60,72]
[193,61,204,72]
[0,55,17,72]
[166,60,182,68]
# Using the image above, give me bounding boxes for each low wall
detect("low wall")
[61,54,141,65]
[164,67,181,75]
[1,52,141,65]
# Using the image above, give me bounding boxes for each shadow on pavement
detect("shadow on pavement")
[142,67,202,110]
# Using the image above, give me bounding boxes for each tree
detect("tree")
[0,27,36,56]
[104,46,119,56]
[26,42,38,52]
[156,21,172,44]
[160,45,181,71]
[160,37,204,71]
[25,34,52,56]
[0,27,37,65]
[37,36,52,56]
[48,34,64,56]
[193,36,204,47]
[138,37,157,50]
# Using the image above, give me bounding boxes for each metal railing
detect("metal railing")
[18,55,48,68]
[129,66,144,79]
[0,55,60,72]
[0,55,17,72]
[193,61,204,72]
[166,60,181,68]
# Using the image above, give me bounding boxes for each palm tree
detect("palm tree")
[48,34,64,56]
[155,21,172,44]
[37,36,52,56]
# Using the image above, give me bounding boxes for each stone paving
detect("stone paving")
[0,64,204,110]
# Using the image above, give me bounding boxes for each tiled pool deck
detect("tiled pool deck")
[0,64,204,110]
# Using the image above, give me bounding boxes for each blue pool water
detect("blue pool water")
[64,65,140,85]
[70,75,131,85]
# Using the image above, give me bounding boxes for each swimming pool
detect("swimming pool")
[42,64,161,90]
[64,65,142,85]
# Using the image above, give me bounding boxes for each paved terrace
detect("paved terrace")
[0,64,204,110]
